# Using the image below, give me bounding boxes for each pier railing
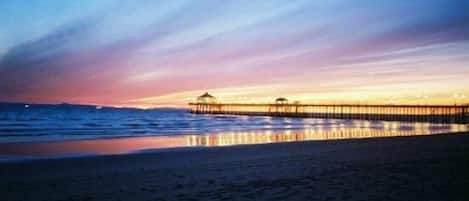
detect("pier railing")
[189,103,469,124]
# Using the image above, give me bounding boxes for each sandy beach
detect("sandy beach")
[1,132,469,201]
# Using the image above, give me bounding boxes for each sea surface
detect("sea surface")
[0,103,468,144]
[1,103,468,160]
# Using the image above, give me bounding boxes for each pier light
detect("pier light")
[197,92,217,104]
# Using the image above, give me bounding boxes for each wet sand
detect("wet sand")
[1,132,469,201]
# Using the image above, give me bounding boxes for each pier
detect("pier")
[189,93,469,124]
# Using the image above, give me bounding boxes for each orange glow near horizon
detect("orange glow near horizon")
[125,82,469,108]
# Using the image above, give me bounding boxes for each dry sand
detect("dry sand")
[1,132,469,201]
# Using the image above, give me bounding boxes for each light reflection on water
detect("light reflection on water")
[0,121,467,160]
[188,122,468,147]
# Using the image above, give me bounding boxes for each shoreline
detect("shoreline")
[1,117,466,145]
[1,126,468,161]
[1,132,469,200]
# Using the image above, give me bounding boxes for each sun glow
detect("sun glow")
[126,82,469,108]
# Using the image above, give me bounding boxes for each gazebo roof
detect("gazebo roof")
[198,92,214,98]
[275,97,288,102]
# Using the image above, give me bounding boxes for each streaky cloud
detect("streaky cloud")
[0,0,468,106]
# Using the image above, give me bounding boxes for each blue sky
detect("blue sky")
[0,0,468,107]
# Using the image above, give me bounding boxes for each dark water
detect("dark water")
[0,103,467,143]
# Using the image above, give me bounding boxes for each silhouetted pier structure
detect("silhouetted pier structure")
[189,94,469,124]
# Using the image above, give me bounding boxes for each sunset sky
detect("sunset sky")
[1,0,468,108]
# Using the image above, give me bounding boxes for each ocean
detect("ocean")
[0,103,467,143]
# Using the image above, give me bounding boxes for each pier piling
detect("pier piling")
[189,103,469,124]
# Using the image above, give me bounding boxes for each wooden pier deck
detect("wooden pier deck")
[189,103,469,124]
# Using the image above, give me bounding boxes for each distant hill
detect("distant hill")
[0,102,185,111]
